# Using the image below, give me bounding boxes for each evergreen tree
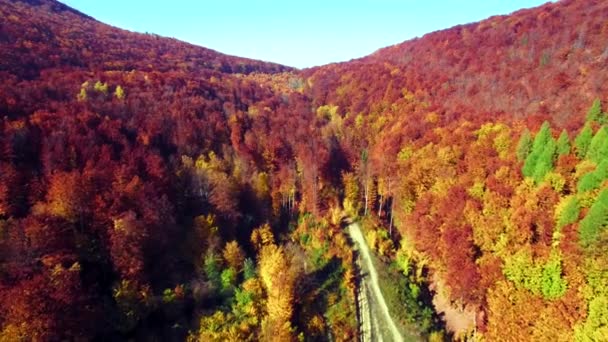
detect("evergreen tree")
[577,172,600,193]
[522,122,552,178]
[557,196,580,228]
[204,252,222,289]
[243,258,256,280]
[579,188,608,247]
[575,122,594,158]
[522,150,540,178]
[586,98,602,123]
[516,128,533,161]
[577,160,608,193]
[532,137,556,183]
[532,121,552,151]
[586,126,608,163]
[556,129,571,156]
[220,268,237,291]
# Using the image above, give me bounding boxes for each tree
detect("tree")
[193,153,240,220]
[243,258,256,280]
[223,241,245,272]
[77,87,87,101]
[586,126,608,163]
[579,188,608,247]
[516,128,533,161]
[109,211,147,281]
[532,122,552,152]
[114,85,125,99]
[112,279,151,333]
[342,171,360,216]
[258,244,296,341]
[574,296,608,340]
[43,171,86,222]
[585,98,602,123]
[556,129,570,156]
[532,137,556,184]
[556,196,580,228]
[575,123,593,158]
[522,122,552,178]
[1,264,94,341]
[203,252,222,289]
[93,81,108,94]
[361,149,372,216]
[540,252,567,300]
[251,224,274,251]
[503,248,542,295]
[221,268,237,291]
[577,160,608,193]
[0,163,20,217]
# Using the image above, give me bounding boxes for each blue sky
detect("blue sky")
[60,0,552,69]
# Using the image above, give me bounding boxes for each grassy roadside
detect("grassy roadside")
[360,218,448,341]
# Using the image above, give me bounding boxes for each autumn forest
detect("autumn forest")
[1,0,608,341]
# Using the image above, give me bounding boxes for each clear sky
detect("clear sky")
[59,0,553,69]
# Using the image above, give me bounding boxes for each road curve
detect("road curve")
[348,222,404,342]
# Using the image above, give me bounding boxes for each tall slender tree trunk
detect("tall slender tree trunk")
[361,149,370,217]
[364,180,369,216]
[389,197,394,237]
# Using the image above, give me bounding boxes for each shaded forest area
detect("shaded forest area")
[1,0,608,340]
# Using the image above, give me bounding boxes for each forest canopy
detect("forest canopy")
[1,0,608,340]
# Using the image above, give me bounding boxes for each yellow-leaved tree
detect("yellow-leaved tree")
[257,228,297,341]
[222,240,245,272]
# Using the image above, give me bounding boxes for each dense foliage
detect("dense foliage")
[1,0,608,341]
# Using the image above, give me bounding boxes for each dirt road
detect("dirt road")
[349,222,404,342]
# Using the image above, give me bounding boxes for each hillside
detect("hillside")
[1,0,608,340]
[304,0,608,126]
[0,0,291,80]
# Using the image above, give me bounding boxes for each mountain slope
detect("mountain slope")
[0,0,291,80]
[304,0,608,126]
[1,0,608,341]
[0,1,314,340]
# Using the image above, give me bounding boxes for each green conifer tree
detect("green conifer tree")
[522,122,552,178]
[575,123,594,158]
[557,196,580,228]
[586,127,608,163]
[204,252,222,289]
[586,98,602,123]
[243,258,256,280]
[532,137,556,183]
[578,160,608,193]
[556,129,571,156]
[579,188,608,247]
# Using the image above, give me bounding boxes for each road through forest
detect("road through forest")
[348,222,404,342]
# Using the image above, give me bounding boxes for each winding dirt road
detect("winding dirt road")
[348,222,404,342]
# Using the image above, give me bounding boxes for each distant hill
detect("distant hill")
[0,0,291,80]
[305,0,608,127]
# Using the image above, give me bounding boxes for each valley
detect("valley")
[1,0,608,340]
